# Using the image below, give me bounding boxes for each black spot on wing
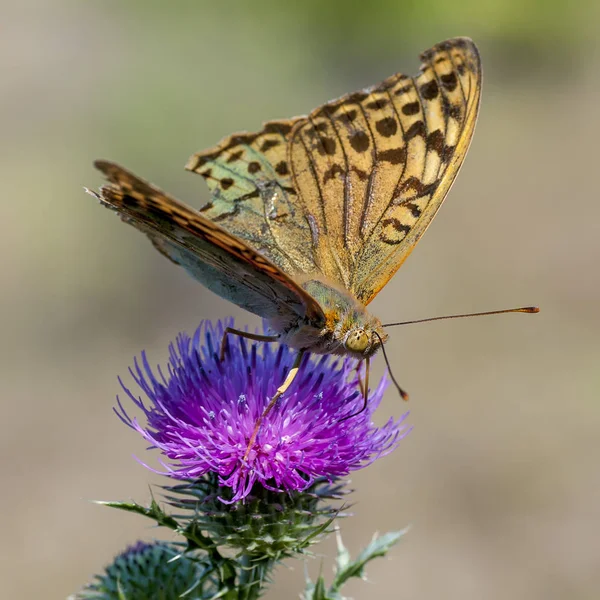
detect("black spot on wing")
[259,139,280,152]
[227,150,244,163]
[394,84,413,96]
[426,130,445,154]
[343,109,358,122]
[322,164,344,185]
[352,167,369,181]
[404,121,426,141]
[275,161,289,175]
[420,80,439,100]
[376,117,398,137]
[379,147,406,165]
[350,130,370,153]
[318,137,337,156]
[405,202,422,217]
[366,97,389,110]
[402,101,420,116]
[441,72,458,91]
[264,122,293,135]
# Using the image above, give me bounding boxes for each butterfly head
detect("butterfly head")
[346,318,388,357]
[342,323,387,358]
[345,328,370,353]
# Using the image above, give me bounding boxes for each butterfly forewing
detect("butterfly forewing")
[289,37,481,304]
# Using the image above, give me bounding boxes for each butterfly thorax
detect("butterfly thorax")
[269,277,387,358]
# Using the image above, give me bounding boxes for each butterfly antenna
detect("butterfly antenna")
[383,306,539,328]
[376,331,409,401]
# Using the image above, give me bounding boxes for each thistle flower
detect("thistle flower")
[117,320,409,503]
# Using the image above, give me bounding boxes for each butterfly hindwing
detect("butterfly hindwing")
[289,37,482,304]
[91,160,324,323]
[185,119,318,278]
[354,38,481,304]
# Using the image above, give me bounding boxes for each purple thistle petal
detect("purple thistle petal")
[117,319,410,502]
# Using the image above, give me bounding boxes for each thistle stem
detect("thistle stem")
[237,555,272,600]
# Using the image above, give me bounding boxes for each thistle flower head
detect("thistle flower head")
[73,541,207,599]
[117,320,409,503]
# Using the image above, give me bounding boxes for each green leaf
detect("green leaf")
[297,512,338,550]
[96,498,180,531]
[303,528,408,598]
[334,529,351,573]
[304,573,327,600]
[331,529,408,591]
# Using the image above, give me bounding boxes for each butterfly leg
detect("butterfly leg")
[242,350,305,462]
[355,360,366,398]
[341,358,370,422]
[219,327,279,361]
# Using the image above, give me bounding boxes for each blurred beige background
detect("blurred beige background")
[2,1,599,598]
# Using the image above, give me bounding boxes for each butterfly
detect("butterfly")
[89,37,482,439]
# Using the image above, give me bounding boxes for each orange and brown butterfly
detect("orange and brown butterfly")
[88,38,484,427]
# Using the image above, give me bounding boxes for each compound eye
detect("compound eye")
[345,329,370,353]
